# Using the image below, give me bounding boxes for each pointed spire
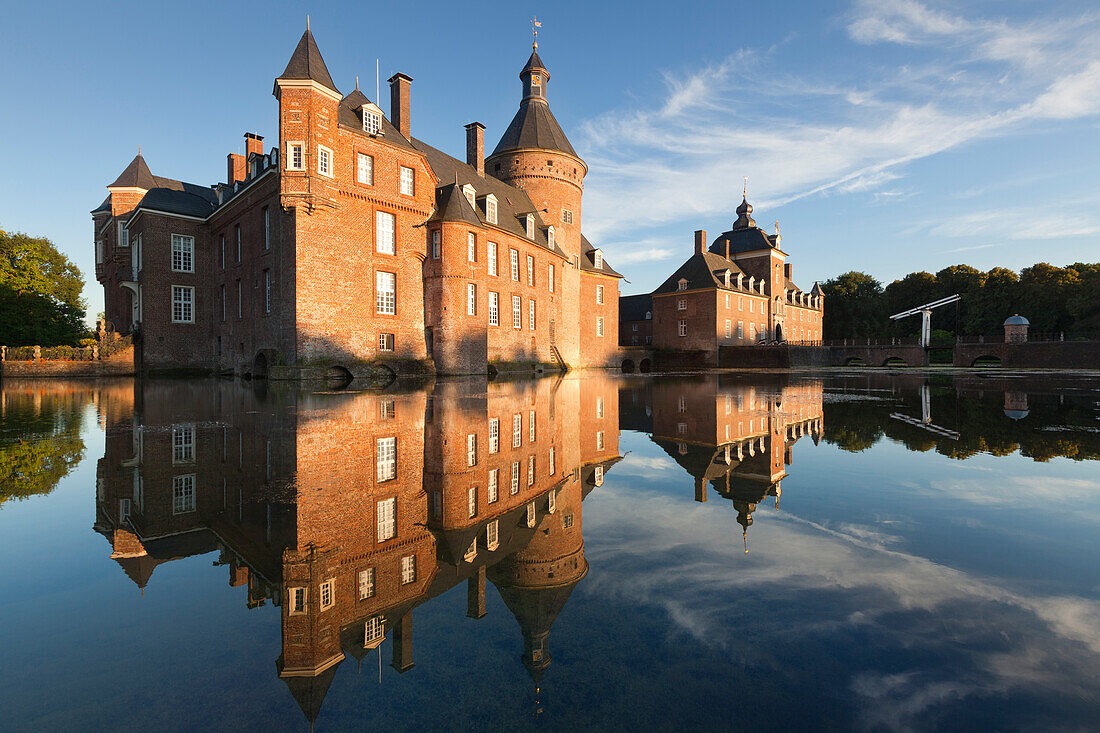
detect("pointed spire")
[306,14,310,31]
[276,24,339,95]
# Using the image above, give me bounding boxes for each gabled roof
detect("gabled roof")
[336,89,417,150]
[810,282,824,296]
[653,251,748,295]
[490,99,578,158]
[619,293,652,321]
[580,236,622,278]
[277,28,339,94]
[109,153,158,189]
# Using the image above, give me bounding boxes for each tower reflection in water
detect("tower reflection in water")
[92,375,621,725]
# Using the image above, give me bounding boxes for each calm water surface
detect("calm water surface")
[2,371,1100,731]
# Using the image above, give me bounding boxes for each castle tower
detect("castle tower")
[487,42,587,366]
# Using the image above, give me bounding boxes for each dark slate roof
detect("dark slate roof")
[652,251,750,295]
[810,282,824,296]
[277,28,339,94]
[580,235,622,278]
[336,89,417,151]
[619,293,652,322]
[281,660,341,724]
[109,154,158,189]
[490,99,578,158]
[412,137,569,259]
[522,49,548,76]
[91,196,111,214]
[136,187,218,218]
[709,226,779,257]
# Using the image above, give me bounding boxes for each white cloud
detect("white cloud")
[608,247,677,266]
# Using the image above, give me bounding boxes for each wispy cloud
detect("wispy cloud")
[580,1,1100,267]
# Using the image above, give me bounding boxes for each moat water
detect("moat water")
[2,371,1100,731]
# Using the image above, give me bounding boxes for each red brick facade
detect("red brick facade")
[93,29,621,377]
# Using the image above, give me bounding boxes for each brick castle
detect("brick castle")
[93,26,621,377]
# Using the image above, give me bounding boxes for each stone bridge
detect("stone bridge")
[828,343,929,367]
[953,340,1100,368]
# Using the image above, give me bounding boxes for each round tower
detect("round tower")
[487,43,587,262]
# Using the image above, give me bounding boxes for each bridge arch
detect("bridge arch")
[621,359,636,374]
[639,358,652,373]
[971,355,1002,367]
[883,356,908,367]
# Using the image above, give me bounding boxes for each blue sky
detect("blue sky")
[3,0,1100,320]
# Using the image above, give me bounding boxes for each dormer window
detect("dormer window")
[526,214,535,239]
[593,250,603,269]
[722,270,731,287]
[361,104,383,135]
[645,311,652,320]
[486,195,498,224]
[677,278,688,291]
[462,184,476,208]
[547,226,555,248]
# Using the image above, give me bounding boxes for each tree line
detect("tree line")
[0,227,87,347]
[819,263,1100,340]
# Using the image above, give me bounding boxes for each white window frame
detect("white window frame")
[678,320,687,337]
[511,462,520,494]
[319,579,335,611]
[290,587,307,614]
[467,485,478,518]
[379,332,395,351]
[376,271,396,314]
[467,433,478,467]
[562,208,573,224]
[172,425,195,463]
[529,410,536,442]
[467,232,477,262]
[488,469,499,502]
[529,299,536,330]
[357,152,374,185]
[171,234,194,273]
[597,430,605,451]
[526,214,535,239]
[513,413,522,448]
[467,283,477,316]
[548,263,554,292]
[400,165,415,196]
[376,497,396,542]
[376,437,396,482]
[677,299,687,310]
[596,317,604,337]
[512,295,522,330]
[365,615,385,645]
[431,229,441,259]
[547,226,555,248]
[172,286,194,324]
[725,319,732,338]
[317,145,333,177]
[527,455,535,486]
[487,519,499,550]
[400,555,416,584]
[596,284,604,305]
[287,142,304,170]
[358,568,376,599]
[488,242,498,276]
[488,292,499,326]
[510,249,519,281]
[486,195,497,224]
[462,184,476,207]
[263,207,270,250]
[548,489,556,514]
[596,397,604,419]
[489,418,499,453]
[376,211,396,255]
[118,223,129,248]
[172,474,195,514]
[527,254,535,286]
[594,251,603,269]
[363,110,382,135]
[264,270,272,314]
[526,501,536,528]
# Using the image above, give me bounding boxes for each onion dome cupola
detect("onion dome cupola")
[733,196,756,230]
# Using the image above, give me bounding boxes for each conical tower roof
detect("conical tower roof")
[490,47,577,158]
[277,27,339,94]
[109,153,157,190]
[281,660,341,726]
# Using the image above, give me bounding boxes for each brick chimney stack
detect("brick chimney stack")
[465,122,485,176]
[694,229,707,255]
[244,132,264,159]
[388,73,413,139]
[784,263,792,280]
[227,153,246,185]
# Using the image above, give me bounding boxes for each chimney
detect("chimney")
[694,229,707,255]
[465,122,485,176]
[388,72,413,139]
[244,132,264,159]
[227,153,246,185]
[390,614,414,673]
[467,565,487,619]
[784,263,792,281]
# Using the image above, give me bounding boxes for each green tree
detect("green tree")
[1018,263,1079,333]
[0,227,87,346]
[882,271,938,337]
[820,271,885,339]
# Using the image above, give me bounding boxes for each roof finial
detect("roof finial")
[743,176,748,199]
[306,14,310,31]
[355,75,359,90]
[138,144,141,156]
[774,220,779,236]
[531,16,542,50]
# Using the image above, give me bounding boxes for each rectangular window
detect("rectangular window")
[320,579,334,610]
[510,249,519,281]
[677,299,687,310]
[487,519,499,549]
[561,208,573,224]
[263,207,270,250]
[529,300,536,330]
[512,295,521,329]
[467,283,477,316]
[725,320,732,338]
[596,317,604,337]
[119,498,131,522]
[172,286,194,323]
[376,437,396,481]
[750,300,755,313]
[220,235,225,268]
[527,455,535,486]
[597,430,605,450]
[548,263,555,292]
[376,498,396,542]
[489,418,500,453]
[376,211,396,254]
[513,413,522,448]
[376,271,396,314]
[526,215,535,239]
[563,513,574,529]
[725,293,730,308]
[487,197,498,224]
[118,223,129,248]
[596,397,604,418]
[678,320,687,337]
[358,568,375,599]
[488,469,499,503]
[594,465,604,485]
[236,225,241,262]
[511,462,520,494]
[172,426,194,462]
[737,321,744,338]
[171,234,194,272]
[172,474,195,514]
[379,333,395,351]
[236,279,242,318]
[264,270,272,314]
[467,433,477,467]
[527,254,535,286]
[318,145,332,176]
[488,242,498,275]
[365,615,384,644]
[220,285,226,322]
[401,555,416,584]
[467,232,476,262]
[548,489,557,513]
[288,143,303,170]
[489,292,499,325]
[380,399,395,419]
[400,166,415,195]
[549,446,555,475]
[596,285,604,305]
[357,153,374,184]
[529,410,536,442]
[431,229,441,259]
[290,587,306,613]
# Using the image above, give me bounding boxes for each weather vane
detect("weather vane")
[532,16,542,49]
[743,176,748,198]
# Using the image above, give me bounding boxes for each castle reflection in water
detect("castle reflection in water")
[89,374,821,724]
